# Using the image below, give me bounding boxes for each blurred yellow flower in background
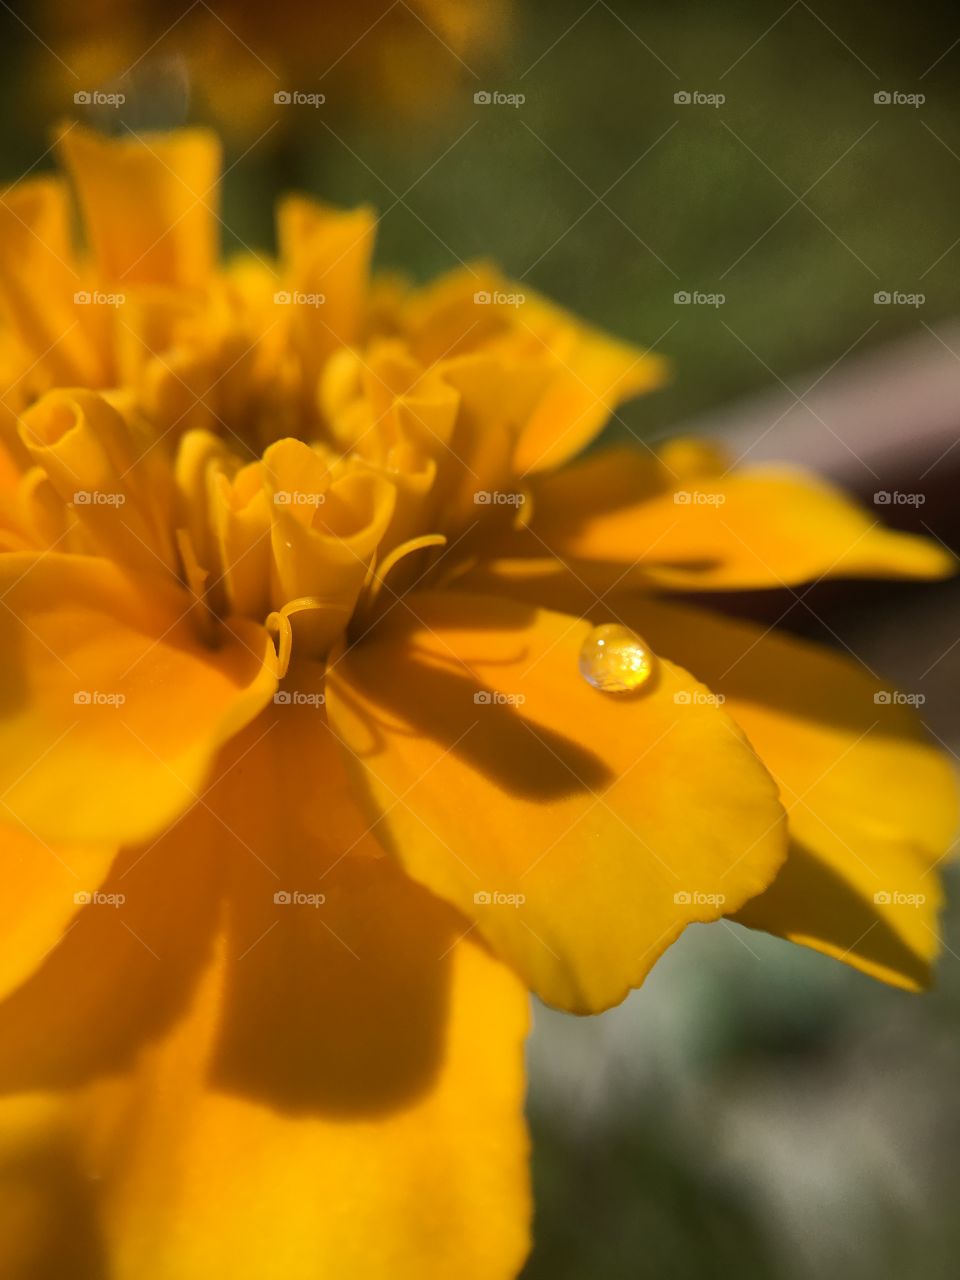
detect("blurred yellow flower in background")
[32,0,509,134]
[0,125,955,1277]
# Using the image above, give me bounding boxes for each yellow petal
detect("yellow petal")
[624,597,958,989]
[512,321,666,474]
[0,1094,101,1280]
[0,176,105,387]
[20,388,179,576]
[276,195,376,390]
[0,828,116,1004]
[518,449,954,588]
[58,125,221,289]
[0,671,530,1279]
[326,591,786,1011]
[0,553,277,846]
[264,441,397,652]
[397,267,665,473]
[83,869,531,1280]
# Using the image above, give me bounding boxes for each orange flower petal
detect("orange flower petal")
[619,597,958,989]
[0,828,115,1005]
[0,553,277,846]
[0,670,531,1279]
[514,447,954,588]
[58,125,221,290]
[325,591,787,1012]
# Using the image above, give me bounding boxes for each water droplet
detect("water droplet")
[579,624,655,694]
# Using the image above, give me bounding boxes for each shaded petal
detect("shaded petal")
[0,553,277,846]
[0,828,116,1004]
[58,125,221,289]
[0,1094,108,1280]
[512,448,954,588]
[0,176,105,387]
[276,194,376,367]
[0,671,531,1279]
[325,591,786,1011]
[80,865,531,1280]
[620,597,957,989]
[512,324,666,474]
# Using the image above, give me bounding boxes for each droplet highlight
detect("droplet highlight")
[578,624,655,694]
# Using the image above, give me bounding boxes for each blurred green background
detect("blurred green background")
[1,1,958,1276]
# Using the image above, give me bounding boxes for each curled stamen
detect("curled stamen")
[364,533,447,613]
[266,595,352,679]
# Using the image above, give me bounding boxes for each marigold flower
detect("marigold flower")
[0,125,955,1278]
[33,0,508,134]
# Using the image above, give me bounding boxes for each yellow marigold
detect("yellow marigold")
[0,126,955,1278]
[32,0,508,134]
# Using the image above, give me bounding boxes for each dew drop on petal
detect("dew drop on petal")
[578,624,655,694]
